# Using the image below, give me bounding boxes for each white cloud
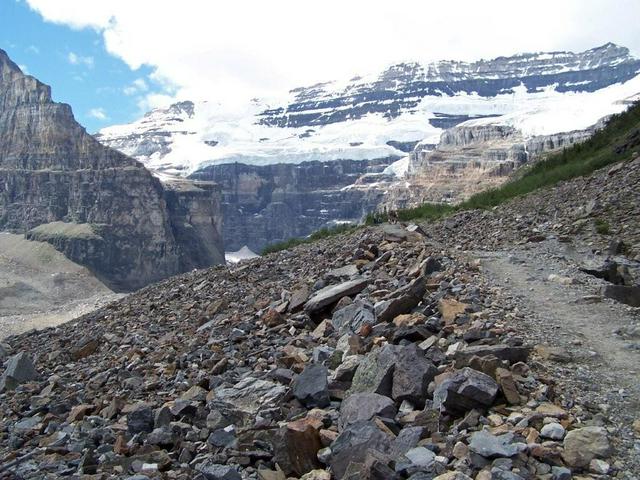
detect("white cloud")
[88,107,108,120]
[123,77,148,95]
[67,51,94,68]
[26,0,640,106]
[26,45,40,54]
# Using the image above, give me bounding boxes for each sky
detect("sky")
[1,0,640,132]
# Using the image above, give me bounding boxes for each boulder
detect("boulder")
[292,364,330,408]
[433,367,499,414]
[0,352,39,392]
[340,393,397,429]
[348,344,397,397]
[127,403,154,434]
[304,278,369,313]
[194,460,242,480]
[273,417,323,476]
[602,285,640,307]
[396,446,437,475]
[454,344,530,365]
[332,299,376,335]
[391,344,438,406]
[375,277,426,323]
[562,426,612,468]
[329,420,394,479]
[468,430,526,459]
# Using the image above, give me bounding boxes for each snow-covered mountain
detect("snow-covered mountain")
[97,43,640,177]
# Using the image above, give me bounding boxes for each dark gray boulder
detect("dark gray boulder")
[339,393,397,429]
[391,344,438,406]
[375,277,426,323]
[194,460,242,480]
[332,299,376,334]
[329,420,394,479]
[292,363,330,408]
[304,278,370,313]
[0,352,39,392]
[433,367,499,414]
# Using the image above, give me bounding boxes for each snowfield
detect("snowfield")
[97,45,640,178]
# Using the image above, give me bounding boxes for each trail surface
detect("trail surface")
[473,239,640,472]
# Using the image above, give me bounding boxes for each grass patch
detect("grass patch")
[594,218,611,235]
[367,101,640,224]
[261,224,359,255]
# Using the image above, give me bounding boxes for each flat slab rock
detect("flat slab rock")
[304,278,369,313]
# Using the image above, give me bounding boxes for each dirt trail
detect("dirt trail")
[470,238,640,471]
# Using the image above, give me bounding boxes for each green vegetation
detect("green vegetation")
[368,101,640,224]
[594,218,611,235]
[261,224,359,255]
[266,102,639,253]
[28,221,102,241]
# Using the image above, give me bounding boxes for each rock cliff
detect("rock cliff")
[190,159,395,251]
[0,49,224,291]
[379,123,596,209]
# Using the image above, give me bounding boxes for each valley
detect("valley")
[0,25,639,480]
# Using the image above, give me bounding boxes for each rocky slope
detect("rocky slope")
[0,156,638,478]
[0,232,121,340]
[0,49,224,291]
[96,44,640,249]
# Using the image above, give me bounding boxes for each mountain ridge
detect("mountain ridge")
[0,48,225,291]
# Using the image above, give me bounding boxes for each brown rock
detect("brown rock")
[70,337,101,360]
[262,308,285,327]
[438,298,468,324]
[274,417,323,476]
[67,404,94,423]
[495,367,521,404]
[393,312,426,327]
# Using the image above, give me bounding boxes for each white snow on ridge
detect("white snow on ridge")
[98,73,640,176]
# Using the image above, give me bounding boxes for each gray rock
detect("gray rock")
[194,460,242,480]
[396,446,436,474]
[562,426,612,468]
[329,420,394,479]
[304,278,370,313]
[602,284,640,307]
[540,422,565,440]
[292,364,330,408]
[340,393,397,428]
[332,299,376,335]
[391,344,437,406]
[147,427,174,446]
[348,344,397,397]
[468,430,526,459]
[127,403,154,434]
[208,426,237,448]
[433,367,499,414]
[0,352,39,392]
[214,377,287,415]
[326,264,359,280]
[551,466,572,480]
[454,344,530,365]
[375,277,426,323]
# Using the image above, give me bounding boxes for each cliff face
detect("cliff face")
[0,49,223,291]
[190,159,394,251]
[380,123,595,210]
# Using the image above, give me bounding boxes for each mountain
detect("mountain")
[97,43,640,250]
[0,49,225,291]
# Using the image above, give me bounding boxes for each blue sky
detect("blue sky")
[0,0,169,132]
